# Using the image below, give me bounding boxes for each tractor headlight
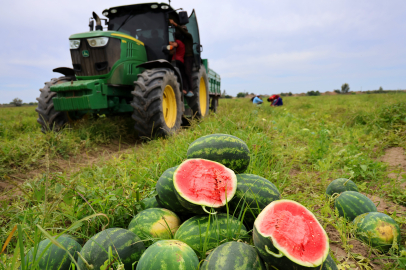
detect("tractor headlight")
[69,39,81,49]
[87,37,109,47]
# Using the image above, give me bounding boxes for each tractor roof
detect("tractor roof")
[102,2,175,18]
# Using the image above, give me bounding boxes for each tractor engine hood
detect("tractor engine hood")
[68,31,145,77]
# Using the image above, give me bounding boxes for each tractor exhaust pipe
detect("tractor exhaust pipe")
[92,12,103,31]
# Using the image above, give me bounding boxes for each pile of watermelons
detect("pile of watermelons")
[327,178,401,253]
[21,134,402,270]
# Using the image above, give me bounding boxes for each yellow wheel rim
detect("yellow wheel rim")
[199,77,207,116]
[162,85,177,128]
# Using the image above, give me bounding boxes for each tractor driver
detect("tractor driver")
[169,19,194,97]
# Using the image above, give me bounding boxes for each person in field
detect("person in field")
[268,95,283,106]
[169,32,189,96]
[252,94,263,104]
[169,19,194,97]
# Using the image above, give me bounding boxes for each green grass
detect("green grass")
[1,94,406,269]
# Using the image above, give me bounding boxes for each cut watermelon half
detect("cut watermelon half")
[173,159,237,213]
[254,199,329,267]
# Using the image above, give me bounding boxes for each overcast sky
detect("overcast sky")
[1,0,405,103]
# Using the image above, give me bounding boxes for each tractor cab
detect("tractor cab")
[100,3,201,66]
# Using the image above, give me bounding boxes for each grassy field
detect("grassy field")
[1,94,406,269]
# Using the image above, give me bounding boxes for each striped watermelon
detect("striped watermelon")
[253,200,329,268]
[228,174,280,226]
[173,159,237,214]
[140,196,162,210]
[186,134,250,173]
[155,166,188,214]
[77,228,145,270]
[174,214,248,257]
[353,212,401,252]
[136,240,199,270]
[128,208,181,241]
[201,241,266,270]
[22,235,81,270]
[326,178,358,197]
[334,191,377,221]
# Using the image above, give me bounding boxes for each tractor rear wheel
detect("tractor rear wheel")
[131,68,183,137]
[210,96,219,113]
[188,65,209,118]
[35,76,75,133]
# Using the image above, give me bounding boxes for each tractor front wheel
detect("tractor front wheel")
[35,76,75,133]
[188,65,209,119]
[131,68,183,137]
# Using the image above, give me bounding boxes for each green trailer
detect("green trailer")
[36,2,221,137]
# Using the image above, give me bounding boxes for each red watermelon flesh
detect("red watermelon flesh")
[254,200,329,267]
[174,159,237,208]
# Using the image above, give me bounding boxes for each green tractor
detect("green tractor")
[36,2,221,137]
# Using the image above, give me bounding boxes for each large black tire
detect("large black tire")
[131,68,183,137]
[210,96,219,113]
[188,65,209,118]
[35,76,75,133]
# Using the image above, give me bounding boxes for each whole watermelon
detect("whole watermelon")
[228,174,280,226]
[353,212,401,252]
[187,134,250,173]
[140,195,162,210]
[334,191,377,221]
[326,178,358,197]
[77,228,145,270]
[21,235,81,270]
[174,214,248,257]
[201,241,266,270]
[156,166,189,214]
[128,208,181,241]
[136,240,199,270]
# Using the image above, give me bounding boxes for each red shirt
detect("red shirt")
[172,39,185,63]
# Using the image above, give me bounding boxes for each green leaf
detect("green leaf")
[55,183,64,193]
[76,185,86,193]
[360,165,368,172]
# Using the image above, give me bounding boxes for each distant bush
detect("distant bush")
[12,98,22,107]
[334,89,341,94]
[237,92,248,98]
[307,91,321,96]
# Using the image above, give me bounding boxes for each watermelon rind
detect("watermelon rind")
[201,241,266,270]
[254,200,329,268]
[174,214,248,257]
[229,174,280,226]
[156,166,189,214]
[22,235,81,270]
[77,228,145,270]
[128,208,181,241]
[136,240,199,270]
[186,134,251,173]
[326,178,358,197]
[334,191,377,221]
[353,212,401,252]
[173,159,237,210]
[267,250,338,270]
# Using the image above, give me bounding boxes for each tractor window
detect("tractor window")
[109,11,169,61]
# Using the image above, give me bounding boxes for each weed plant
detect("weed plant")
[1,94,406,269]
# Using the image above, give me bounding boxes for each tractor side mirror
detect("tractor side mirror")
[178,11,189,25]
[196,44,203,53]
